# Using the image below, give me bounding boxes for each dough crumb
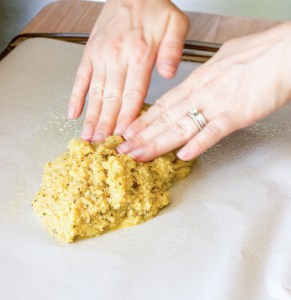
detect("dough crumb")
[33,128,194,243]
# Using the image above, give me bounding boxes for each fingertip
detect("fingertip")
[119,119,137,140]
[68,101,83,119]
[81,134,93,142]
[113,124,124,136]
[116,141,132,155]
[157,60,177,79]
[92,130,106,143]
[68,106,76,119]
[81,125,94,141]
[128,146,146,161]
[176,147,192,161]
[74,109,83,119]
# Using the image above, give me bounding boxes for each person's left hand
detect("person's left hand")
[117,22,291,161]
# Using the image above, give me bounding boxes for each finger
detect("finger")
[156,12,189,78]
[81,62,106,141]
[92,63,127,142]
[68,56,92,119]
[177,113,235,161]
[127,115,199,162]
[122,80,190,139]
[114,62,153,135]
[117,99,188,154]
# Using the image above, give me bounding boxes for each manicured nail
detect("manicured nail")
[68,106,76,119]
[177,147,189,160]
[160,61,176,76]
[117,142,132,154]
[129,147,145,159]
[81,126,93,141]
[92,130,106,142]
[123,127,135,140]
[114,124,124,135]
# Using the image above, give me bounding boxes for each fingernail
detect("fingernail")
[123,127,135,140]
[92,130,106,142]
[117,142,132,154]
[81,126,93,141]
[114,124,123,135]
[160,61,176,76]
[68,106,76,119]
[129,147,145,159]
[177,147,189,160]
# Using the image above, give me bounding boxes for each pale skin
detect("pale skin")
[68,0,291,162]
[68,0,189,141]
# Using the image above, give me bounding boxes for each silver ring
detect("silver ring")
[187,107,207,131]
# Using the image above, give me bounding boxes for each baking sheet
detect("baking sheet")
[0,38,290,300]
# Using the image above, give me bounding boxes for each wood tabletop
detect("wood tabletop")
[21,0,282,44]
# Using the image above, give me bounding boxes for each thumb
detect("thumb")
[157,12,189,79]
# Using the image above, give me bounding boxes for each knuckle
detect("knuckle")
[116,114,131,126]
[123,88,143,101]
[132,37,148,61]
[89,86,103,99]
[128,133,146,148]
[83,117,96,128]
[103,91,122,103]
[111,47,121,59]
[106,39,122,59]
[70,91,83,103]
[155,113,172,129]
[96,122,110,133]
[194,135,206,152]
[136,134,146,146]
[147,141,158,155]
[173,120,192,139]
[88,44,104,59]
[163,39,183,52]
[135,37,147,52]
[160,42,183,62]
[206,122,223,136]
[130,118,148,133]
[153,96,168,113]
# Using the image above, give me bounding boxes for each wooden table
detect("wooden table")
[21,0,282,44]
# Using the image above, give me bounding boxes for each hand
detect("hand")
[68,0,189,142]
[117,22,291,161]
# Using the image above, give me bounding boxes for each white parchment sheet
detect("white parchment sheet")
[0,39,290,300]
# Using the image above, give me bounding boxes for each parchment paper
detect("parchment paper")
[0,38,290,300]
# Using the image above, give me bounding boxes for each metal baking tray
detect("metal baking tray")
[0,32,221,62]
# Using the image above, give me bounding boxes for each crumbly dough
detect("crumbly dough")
[33,121,194,243]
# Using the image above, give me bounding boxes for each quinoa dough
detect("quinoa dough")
[33,135,194,243]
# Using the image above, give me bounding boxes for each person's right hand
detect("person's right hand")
[68,0,189,142]
[117,22,291,162]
